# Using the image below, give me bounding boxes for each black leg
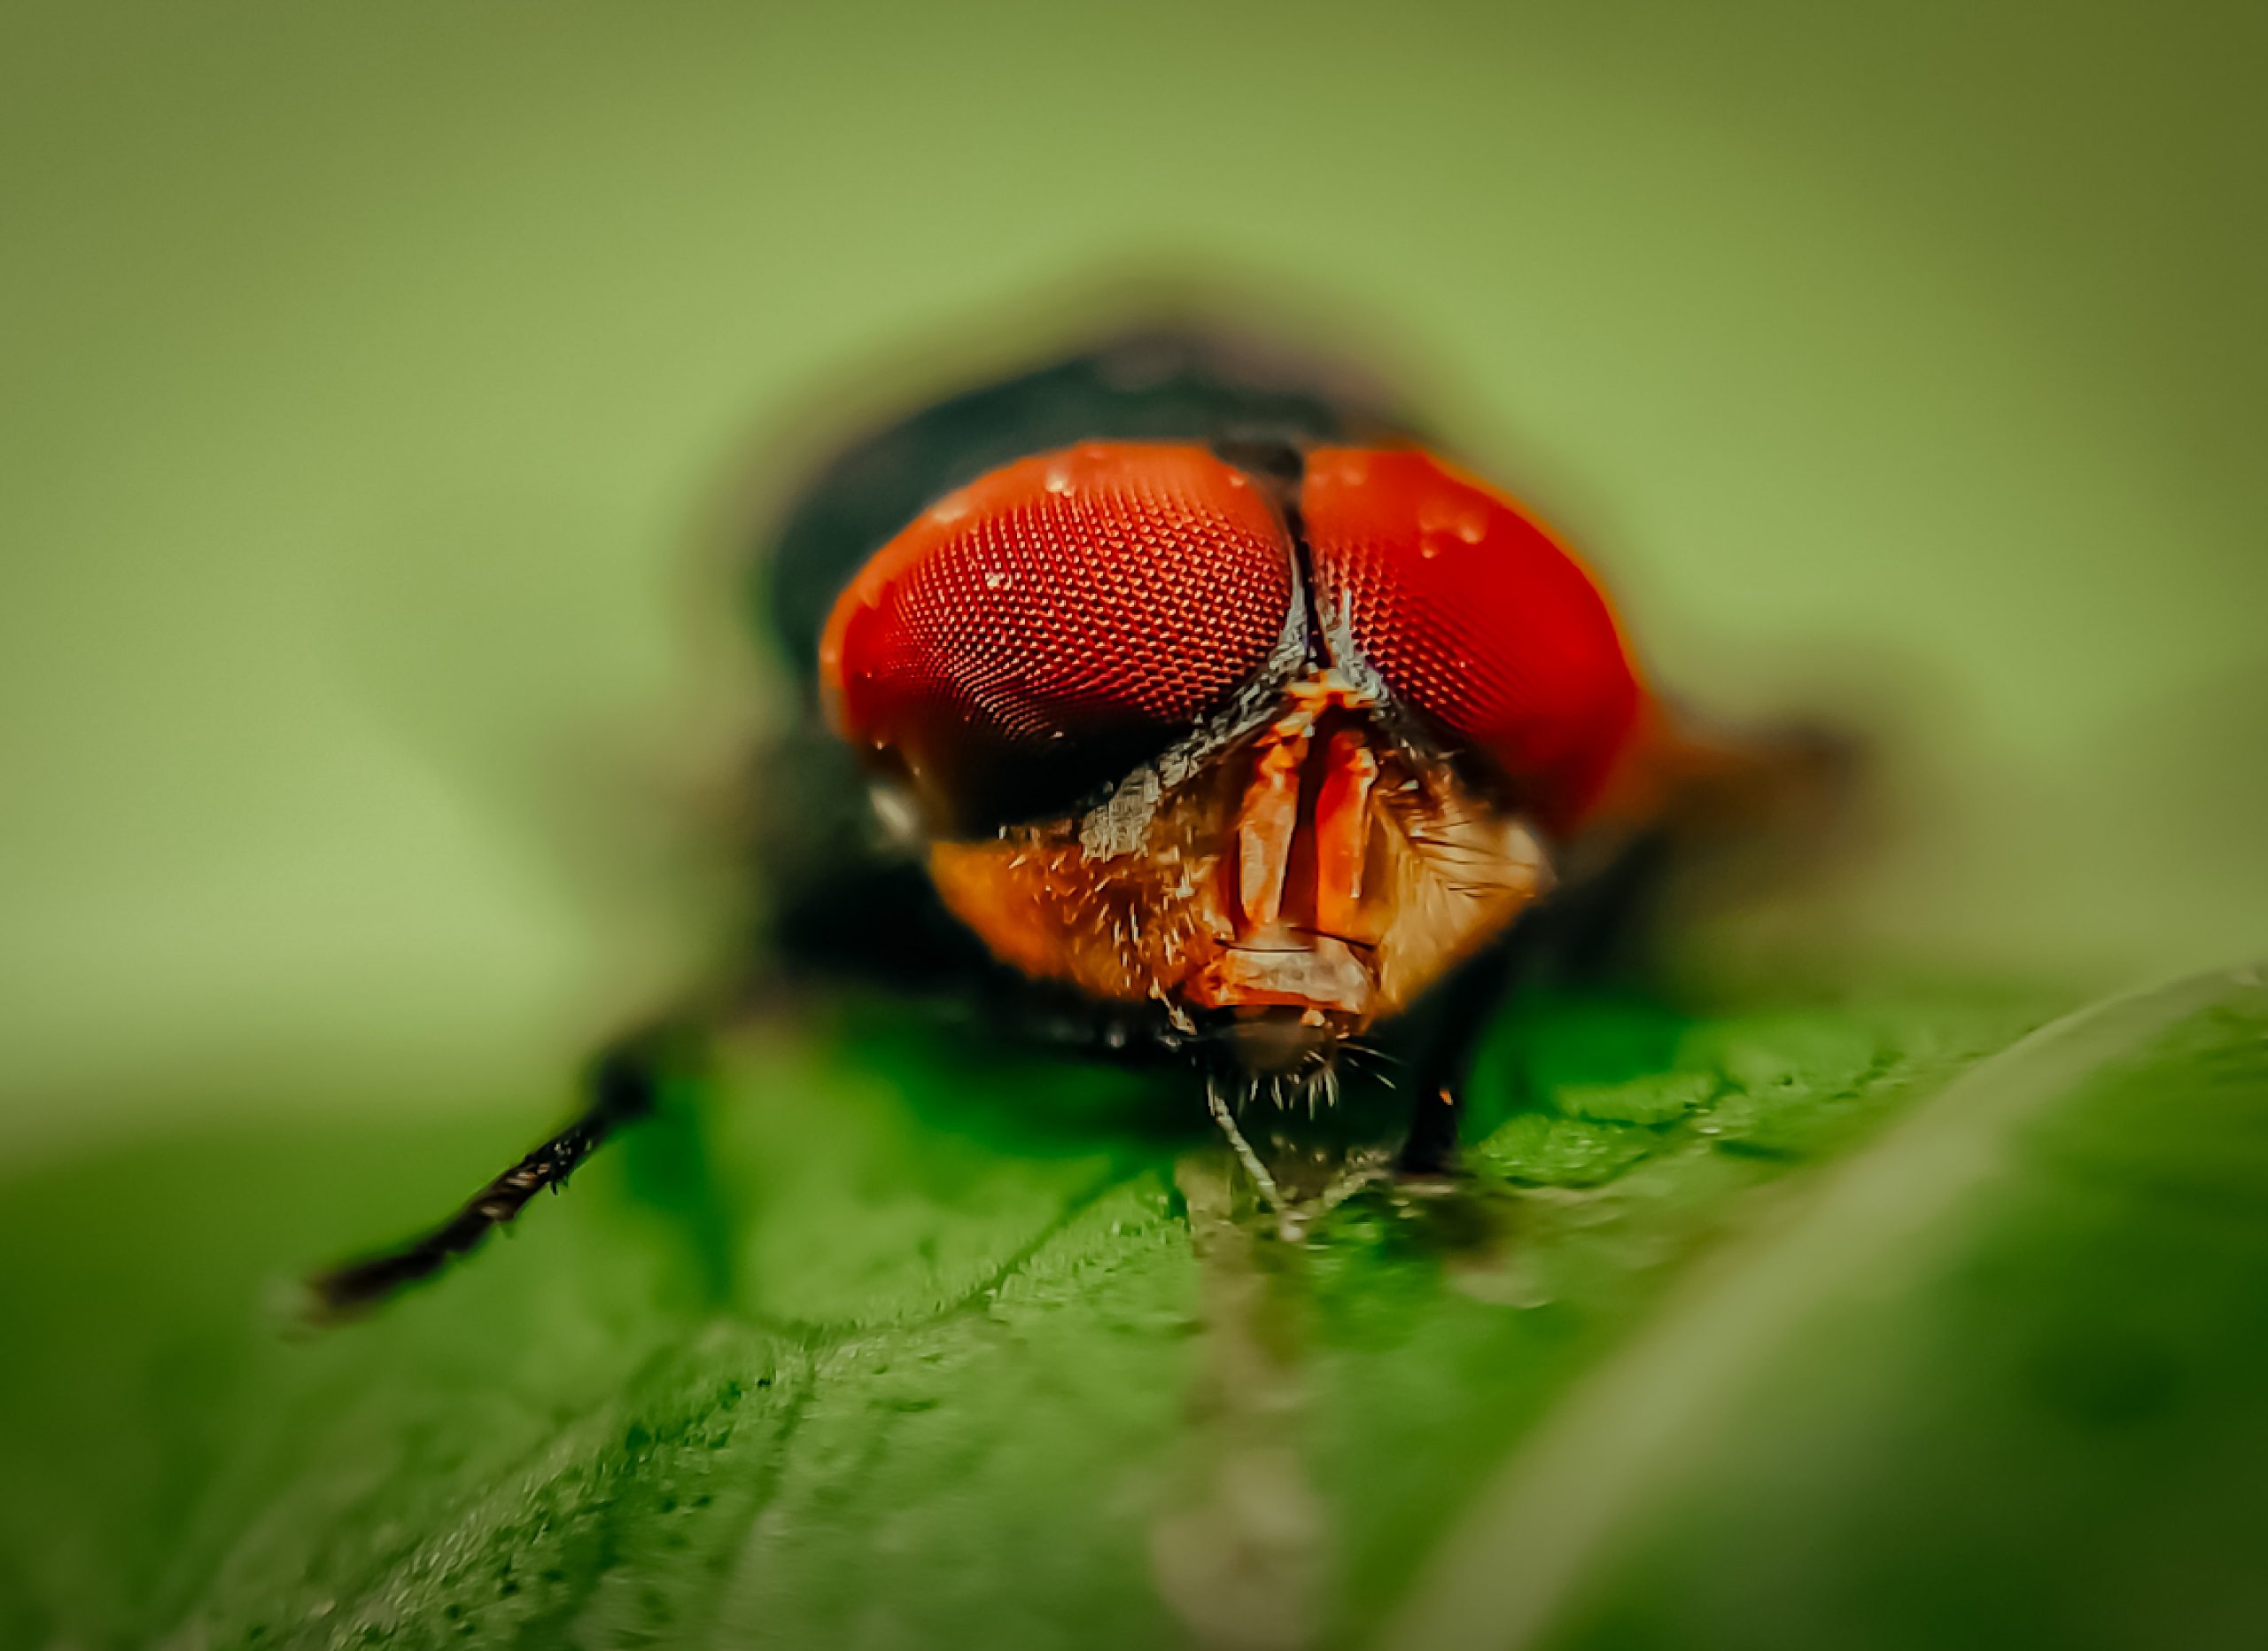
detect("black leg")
[1399,939,1518,1175]
[1398,831,1678,1175]
[304,1024,699,1321]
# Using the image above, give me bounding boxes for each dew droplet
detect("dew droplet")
[1043,464,1075,495]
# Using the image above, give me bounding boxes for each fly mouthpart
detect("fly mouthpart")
[1208,1005,1353,1075]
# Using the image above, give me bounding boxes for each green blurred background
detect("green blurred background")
[2,0,2261,1168]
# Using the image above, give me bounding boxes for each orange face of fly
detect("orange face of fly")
[819,442,1647,1066]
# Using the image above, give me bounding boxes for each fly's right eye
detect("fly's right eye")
[821,443,1297,830]
[1302,447,1644,834]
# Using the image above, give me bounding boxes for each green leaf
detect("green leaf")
[2,971,2261,1649]
[1384,967,2268,1651]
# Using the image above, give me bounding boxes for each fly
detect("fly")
[308,323,1831,1316]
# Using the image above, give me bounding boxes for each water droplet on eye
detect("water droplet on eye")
[929,495,971,525]
[1419,540,1441,560]
[1044,465,1075,495]
[1223,471,1247,488]
[1456,510,1487,544]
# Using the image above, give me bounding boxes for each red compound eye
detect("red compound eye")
[822,443,1296,827]
[1303,448,1644,833]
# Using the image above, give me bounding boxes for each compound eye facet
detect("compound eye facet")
[1302,447,1644,833]
[821,443,1297,830]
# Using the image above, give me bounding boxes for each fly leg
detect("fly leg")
[1399,938,1519,1176]
[305,1021,702,1321]
[1203,1071,1287,1211]
[1400,826,1680,1174]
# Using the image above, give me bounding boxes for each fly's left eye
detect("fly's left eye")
[1303,447,1644,833]
[821,443,1296,829]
